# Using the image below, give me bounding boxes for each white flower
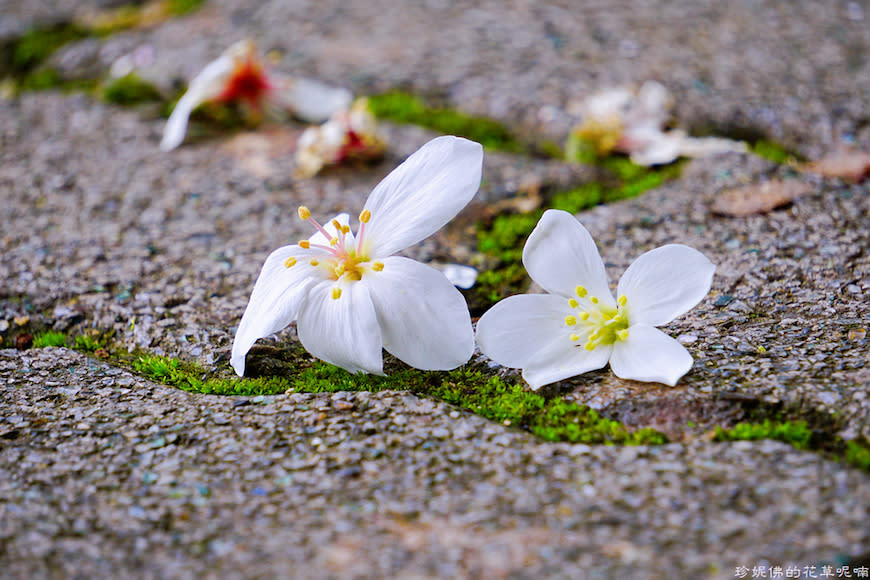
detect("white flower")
[475,209,715,389]
[295,98,386,177]
[231,136,483,376]
[160,39,352,152]
[569,80,746,166]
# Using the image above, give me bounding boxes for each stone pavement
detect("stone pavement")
[1,1,869,578]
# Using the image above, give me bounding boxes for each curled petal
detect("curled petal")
[366,257,473,370]
[296,279,384,375]
[609,324,693,386]
[231,245,320,376]
[523,209,614,306]
[617,244,715,326]
[160,54,233,151]
[362,136,482,258]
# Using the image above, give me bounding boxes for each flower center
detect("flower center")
[565,286,630,351]
[286,207,383,298]
[217,58,272,106]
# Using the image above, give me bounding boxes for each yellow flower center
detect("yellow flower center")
[565,286,630,351]
[287,207,383,298]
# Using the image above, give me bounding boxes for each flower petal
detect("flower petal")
[617,244,715,326]
[296,279,384,375]
[362,136,483,258]
[521,338,611,390]
[231,245,320,376]
[475,293,611,389]
[159,54,233,151]
[609,324,693,386]
[272,75,354,123]
[522,209,614,306]
[476,293,572,370]
[365,257,473,370]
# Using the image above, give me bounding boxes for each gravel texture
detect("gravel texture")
[1,0,869,577]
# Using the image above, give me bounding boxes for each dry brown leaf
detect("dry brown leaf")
[712,180,810,217]
[801,149,870,182]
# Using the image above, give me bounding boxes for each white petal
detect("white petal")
[521,338,611,390]
[626,129,683,166]
[296,279,384,375]
[272,75,353,123]
[365,257,473,370]
[438,263,478,289]
[617,244,715,326]
[609,324,693,386]
[231,245,320,376]
[362,136,483,258]
[159,54,233,151]
[676,135,748,158]
[475,293,572,370]
[522,209,614,306]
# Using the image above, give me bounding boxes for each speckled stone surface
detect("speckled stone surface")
[1,0,869,578]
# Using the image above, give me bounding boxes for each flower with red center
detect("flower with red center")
[160,39,352,151]
[231,136,483,375]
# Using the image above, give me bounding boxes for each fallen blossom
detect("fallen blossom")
[476,209,715,389]
[231,136,483,376]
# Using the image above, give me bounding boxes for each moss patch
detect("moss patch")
[32,330,68,348]
[750,140,799,165]
[367,91,527,154]
[713,419,870,473]
[114,346,667,445]
[102,72,163,105]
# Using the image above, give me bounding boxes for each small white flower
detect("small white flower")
[160,39,352,152]
[569,81,746,165]
[475,209,715,389]
[231,136,483,376]
[295,98,386,177]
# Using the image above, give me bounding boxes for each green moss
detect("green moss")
[12,25,88,72]
[102,72,162,105]
[844,440,870,471]
[122,350,667,446]
[751,140,797,164]
[713,419,813,449]
[74,330,111,353]
[167,0,207,16]
[32,330,68,348]
[17,67,99,93]
[367,91,527,154]
[713,419,870,473]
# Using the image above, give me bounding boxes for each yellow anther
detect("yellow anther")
[299,240,310,249]
[579,312,590,321]
[298,206,311,220]
[371,261,384,272]
[568,298,579,309]
[616,329,629,341]
[617,295,627,307]
[334,263,345,276]
[565,315,577,326]
[331,287,342,300]
[329,238,338,246]
[584,343,596,351]
[332,219,342,230]
[569,333,580,342]
[284,257,297,268]
[341,225,350,234]
[590,296,599,304]
[575,285,588,298]
[359,209,371,223]
[309,259,319,266]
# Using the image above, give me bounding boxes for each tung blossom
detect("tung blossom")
[231,136,483,376]
[475,209,715,389]
[161,39,352,151]
[568,81,746,166]
[295,98,387,178]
